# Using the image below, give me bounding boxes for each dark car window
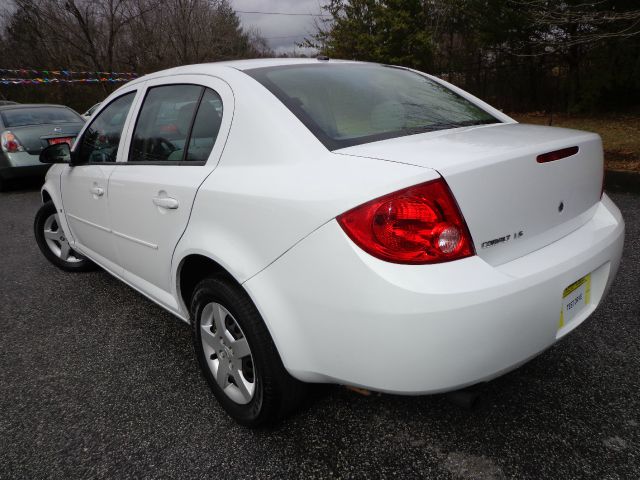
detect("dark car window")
[1,107,83,127]
[183,88,223,162]
[246,64,499,150]
[129,85,204,163]
[77,92,135,164]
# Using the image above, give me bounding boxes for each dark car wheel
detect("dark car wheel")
[34,201,95,272]
[191,276,307,427]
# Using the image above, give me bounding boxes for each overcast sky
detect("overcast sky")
[230,0,328,55]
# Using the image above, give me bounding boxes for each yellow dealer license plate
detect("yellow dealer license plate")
[559,274,591,330]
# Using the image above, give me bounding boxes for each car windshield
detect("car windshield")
[1,107,82,127]
[246,63,500,150]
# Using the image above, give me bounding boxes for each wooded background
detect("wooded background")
[0,0,271,111]
[1,0,639,115]
[306,0,640,114]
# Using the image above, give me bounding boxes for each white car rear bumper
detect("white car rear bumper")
[244,195,624,394]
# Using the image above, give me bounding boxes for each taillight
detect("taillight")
[1,131,25,153]
[337,178,475,264]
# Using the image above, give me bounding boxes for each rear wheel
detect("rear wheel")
[34,201,94,272]
[191,276,306,426]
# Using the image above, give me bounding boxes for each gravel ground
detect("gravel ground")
[0,184,638,480]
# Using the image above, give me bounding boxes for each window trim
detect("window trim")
[125,83,220,166]
[180,87,206,163]
[76,91,137,165]
[113,160,207,167]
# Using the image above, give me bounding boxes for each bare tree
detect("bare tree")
[512,0,640,47]
[1,0,270,74]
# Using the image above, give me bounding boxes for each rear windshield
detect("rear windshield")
[1,107,82,127]
[246,63,499,150]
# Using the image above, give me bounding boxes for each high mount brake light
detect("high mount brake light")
[337,179,475,264]
[536,146,579,163]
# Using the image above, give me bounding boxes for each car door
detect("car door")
[108,75,233,310]
[60,89,140,272]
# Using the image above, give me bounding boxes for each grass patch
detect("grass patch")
[511,113,640,172]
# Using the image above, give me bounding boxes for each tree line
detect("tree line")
[304,0,640,114]
[1,0,638,114]
[0,0,272,110]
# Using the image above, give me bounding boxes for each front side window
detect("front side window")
[77,92,135,163]
[129,84,222,163]
[246,64,499,150]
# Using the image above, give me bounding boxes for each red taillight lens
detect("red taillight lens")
[337,179,475,264]
[1,131,25,153]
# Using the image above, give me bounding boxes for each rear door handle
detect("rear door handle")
[152,196,179,209]
[90,186,104,197]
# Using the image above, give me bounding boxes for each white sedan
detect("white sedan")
[35,58,624,426]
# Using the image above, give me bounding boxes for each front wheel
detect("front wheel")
[34,201,94,272]
[191,276,306,426]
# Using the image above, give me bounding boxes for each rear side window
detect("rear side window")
[78,92,135,164]
[1,107,82,127]
[246,64,499,150]
[129,84,222,163]
[184,89,223,162]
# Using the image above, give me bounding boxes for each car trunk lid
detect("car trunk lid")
[335,123,603,266]
[8,123,83,155]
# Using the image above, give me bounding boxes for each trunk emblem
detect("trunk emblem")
[481,231,524,249]
[53,127,62,133]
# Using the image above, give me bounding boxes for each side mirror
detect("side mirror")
[40,143,71,164]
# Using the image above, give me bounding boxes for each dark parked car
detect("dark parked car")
[0,104,84,190]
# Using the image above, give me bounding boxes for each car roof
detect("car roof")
[125,58,360,87]
[0,103,74,111]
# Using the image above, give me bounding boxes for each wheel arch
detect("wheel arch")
[176,253,243,319]
[40,178,74,245]
[40,176,60,208]
[41,189,52,204]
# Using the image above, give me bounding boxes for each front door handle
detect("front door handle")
[90,186,104,197]
[152,196,179,209]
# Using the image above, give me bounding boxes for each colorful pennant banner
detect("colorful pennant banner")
[0,77,134,85]
[0,68,138,77]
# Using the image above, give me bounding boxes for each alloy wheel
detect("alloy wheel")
[42,213,83,263]
[200,302,256,404]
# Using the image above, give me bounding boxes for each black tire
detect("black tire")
[191,276,307,427]
[34,201,95,272]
